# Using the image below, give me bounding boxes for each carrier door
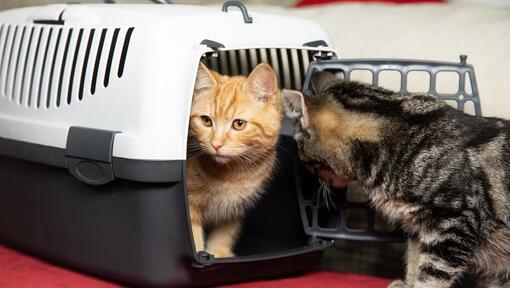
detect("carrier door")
[297,56,481,242]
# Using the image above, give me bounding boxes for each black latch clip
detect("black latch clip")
[66,127,119,185]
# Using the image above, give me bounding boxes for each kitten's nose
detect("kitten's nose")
[211,142,224,152]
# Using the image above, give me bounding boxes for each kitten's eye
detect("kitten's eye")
[200,115,213,127]
[232,119,247,130]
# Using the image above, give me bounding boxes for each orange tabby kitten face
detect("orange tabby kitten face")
[188,63,282,164]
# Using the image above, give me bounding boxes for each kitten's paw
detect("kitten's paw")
[388,280,408,288]
[207,248,235,259]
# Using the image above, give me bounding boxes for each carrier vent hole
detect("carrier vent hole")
[436,71,459,94]
[298,165,321,202]
[346,181,369,203]
[318,206,339,229]
[27,27,43,107]
[465,72,473,95]
[36,27,53,108]
[321,68,345,81]
[5,25,19,99]
[18,26,35,105]
[374,214,396,232]
[378,70,401,92]
[464,100,476,115]
[67,28,83,105]
[56,28,72,107]
[12,26,27,103]
[444,100,458,109]
[349,69,372,85]
[91,28,107,95]
[345,208,369,231]
[406,71,430,93]
[305,206,314,228]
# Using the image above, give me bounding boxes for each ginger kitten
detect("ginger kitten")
[186,62,282,258]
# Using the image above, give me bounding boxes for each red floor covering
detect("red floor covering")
[0,245,391,288]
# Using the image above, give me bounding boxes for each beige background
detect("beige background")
[0,0,297,10]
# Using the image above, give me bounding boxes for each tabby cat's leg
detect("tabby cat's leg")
[189,205,205,252]
[388,240,421,288]
[470,272,510,288]
[206,219,241,258]
[411,240,471,288]
[477,272,510,288]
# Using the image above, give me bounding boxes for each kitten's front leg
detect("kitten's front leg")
[206,219,241,258]
[189,205,205,252]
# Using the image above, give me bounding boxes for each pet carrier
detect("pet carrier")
[0,1,481,287]
[0,2,335,287]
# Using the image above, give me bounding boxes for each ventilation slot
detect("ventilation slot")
[118,27,133,78]
[18,27,35,105]
[67,29,83,105]
[3,25,18,98]
[55,28,73,107]
[104,28,120,87]
[37,28,53,108]
[202,48,316,90]
[11,26,27,103]
[79,29,95,101]
[91,28,107,95]
[46,28,63,108]
[0,25,134,108]
[0,24,9,96]
[27,27,43,107]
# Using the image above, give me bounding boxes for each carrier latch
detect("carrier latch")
[65,127,119,185]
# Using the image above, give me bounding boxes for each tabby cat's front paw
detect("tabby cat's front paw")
[388,279,408,288]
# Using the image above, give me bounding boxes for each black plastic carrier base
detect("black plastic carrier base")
[0,136,326,287]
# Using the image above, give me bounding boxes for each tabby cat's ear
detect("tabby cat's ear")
[245,63,278,103]
[195,62,217,92]
[311,71,338,94]
[282,89,309,128]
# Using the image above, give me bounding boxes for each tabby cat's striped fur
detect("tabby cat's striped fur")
[282,72,510,288]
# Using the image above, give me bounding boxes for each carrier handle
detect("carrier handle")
[222,1,253,24]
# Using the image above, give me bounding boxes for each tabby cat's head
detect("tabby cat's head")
[282,72,383,187]
[188,63,282,164]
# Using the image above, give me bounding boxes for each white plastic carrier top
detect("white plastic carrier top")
[0,3,334,161]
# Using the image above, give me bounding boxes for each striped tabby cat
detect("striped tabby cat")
[282,72,510,288]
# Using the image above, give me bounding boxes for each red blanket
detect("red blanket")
[0,245,391,288]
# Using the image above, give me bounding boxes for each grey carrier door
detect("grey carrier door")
[296,56,481,242]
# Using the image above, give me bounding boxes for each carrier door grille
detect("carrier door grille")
[0,24,134,108]
[202,48,317,90]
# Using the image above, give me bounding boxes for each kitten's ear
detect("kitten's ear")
[311,71,338,94]
[282,89,309,127]
[245,63,278,102]
[195,62,217,92]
